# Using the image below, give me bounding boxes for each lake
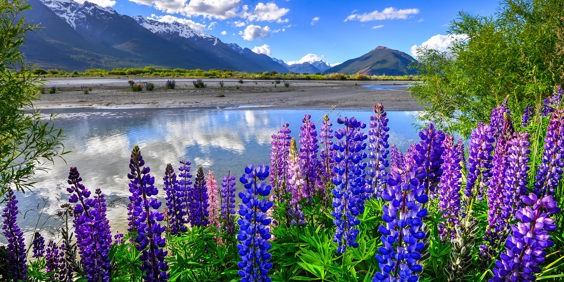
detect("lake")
[7,107,422,240]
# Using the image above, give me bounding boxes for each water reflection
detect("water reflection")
[7,108,421,239]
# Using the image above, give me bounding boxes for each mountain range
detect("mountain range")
[21,0,417,75]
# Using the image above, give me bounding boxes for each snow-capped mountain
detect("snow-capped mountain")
[286,54,331,74]
[22,0,288,72]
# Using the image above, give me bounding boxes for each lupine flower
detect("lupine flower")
[542,85,562,116]
[45,241,64,280]
[270,123,292,200]
[465,122,495,200]
[374,149,428,281]
[438,136,463,240]
[32,232,46,258]
[127,145,168,281]
[521,105,534,127]
[534,109,564,197]
[237,164,273,282]
[389,145,404,174]
[367,102,390,198]
[332,117,367,253]
[163,163,187,235]
[188,167,209,227]
[319,114,336,189]
[221,171,237,234]
[489,99,513,141]
[1,188,27,281]
[67,167,112,281]
[298,114,321,199]
[177,160,193,226]
[490,193,560,282]
[206,170,220,230]
[286,138,306,225]
[413,123,445,196]
[502,132,530,222]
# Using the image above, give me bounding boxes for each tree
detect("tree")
[0,0,65,197]
[411,0,563,136]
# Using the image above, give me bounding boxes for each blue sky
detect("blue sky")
[80,0,500,65]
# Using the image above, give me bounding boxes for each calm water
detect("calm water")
[7,107,422,240]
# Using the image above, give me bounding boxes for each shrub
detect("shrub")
[165,79,176,90]
[131,83,143,92]
[193,79,206,88]
[144,82,155,91]
[48,87,56,94]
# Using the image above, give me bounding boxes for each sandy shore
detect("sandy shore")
[34,78,423,111]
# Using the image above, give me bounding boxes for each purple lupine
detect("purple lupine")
[319,114,336,189]
[1,188,27,281]
[287,138,306,225]
[188,167,209,227]
[533,109,564,197]
[32,232,46,258]
[542,85,562,116]
[438,136,463,240]
[298,114,321,199]
[237,164,273,282]
[389,145,404,174]
[331,117,367,253]
[206,170,220,230]
[45,241,64,280]
[270,123,292,201]
[177,160,192,225]
[127,145,168,281]
[67,167,112,281]
[163,163,187,235]
[367,102,390,198]
[221,171,237,234]
[490,193,560,282]
[465,122,495,200]
[489,99,513,141]
[413,123,445,196]
[502,132,531,222]
[521,105,534,127]
[374,147,428,281]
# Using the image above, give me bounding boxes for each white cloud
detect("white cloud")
[410,34,468,57]
[207,21,217,30]
[311,16,319,26]
[372,24,384,29]
[221,30,227,35]
[130,0,242,20]
[150,15,207,34]
[245,2,289,23]
[75,0,116,7]
[233,20,246,27]
[252,44,271,56]
[287,53,326,65]
[154,0,185,12]
[345,7,419,22]
[240,24,271,40]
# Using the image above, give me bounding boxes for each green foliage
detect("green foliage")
[193,79,206,88]
[411,0,563,136]
[0,0,65,197]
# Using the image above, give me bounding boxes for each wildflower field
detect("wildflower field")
[1,87,563,282]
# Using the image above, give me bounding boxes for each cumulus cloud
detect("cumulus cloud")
[129,0,242,20]
[410,34,468,57]
[345,7,419,22]
[243,2,289,23]
[372,24,384,29]
[287,53,326,65]
[233,20,246,27]
[221,30,227,35]
[240,24,271,40]
[311,16,319,26]
[150,14,207,34]
[252,44,271,56]
[74,0,116,7]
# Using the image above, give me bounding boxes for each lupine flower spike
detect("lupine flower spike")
[270,123,292,200]
[188,167,209,227]
[465,123,494,201]
[319,114,336,191]
[414,123,445,196]
[533,109,564,197]
[332,117,367,253]
[221,171,237,234]
[163,163,187,234]
[1,188,27,281]
[32,232,46,258]
[438,136,463,240]
[298,114,321,199]
[287,138,306,225]
[206,170,221,230]
[237,164,274,282]
[367,102,390,198]
[127,145,169,281]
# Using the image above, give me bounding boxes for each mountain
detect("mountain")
[284,54,331,74]
[21,0,287,72]
[325,46,418,76]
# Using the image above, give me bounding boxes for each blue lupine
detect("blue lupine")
[438,136,463,240]
[521,105,534,127]
[489,99,512,141]
[45,241,64,280]
[1,188,27,281]
[67,167,112,281]
[332,117,367,253]
[319,114,336,189]
[490,193,560,282]
[221,171,237,234]
[177,160,193,225]
[374,146,428,281]
[465,122,495,200]
[502,132,530,221]
[188,166,209,227]
[163,163,187,234]
[287,138,306,225]
[298,114,321,199]
[270,123,292,200]
[389,145,404,174]
[367,102,390,198]
[542,85,562,116]
[127,145,168,281]
[237,164,273,282]
[32,232,46,258]
[413,123,445,196]
[533,109,564,197]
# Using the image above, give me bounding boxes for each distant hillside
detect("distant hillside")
[326,46,418,76]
